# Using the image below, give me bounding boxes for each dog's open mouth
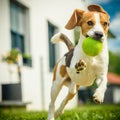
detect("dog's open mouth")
[86,35,103,42]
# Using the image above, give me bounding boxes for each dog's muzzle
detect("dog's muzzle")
[93,31,103,42]
[86,31,104,42]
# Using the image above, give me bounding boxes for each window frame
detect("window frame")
[47,21,59,71]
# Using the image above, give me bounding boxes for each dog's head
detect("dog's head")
[65,4,110,41]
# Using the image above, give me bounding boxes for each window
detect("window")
[10,0,30,54]
[10,0,31,67]
[48,21,58,71]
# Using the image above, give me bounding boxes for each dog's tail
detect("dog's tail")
[51,33,74,51]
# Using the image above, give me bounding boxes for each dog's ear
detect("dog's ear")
[88,4,107,14]
[65,9,85,30]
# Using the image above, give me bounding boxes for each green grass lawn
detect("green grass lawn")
[0,105,120,120]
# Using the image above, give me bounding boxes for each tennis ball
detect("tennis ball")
[82,37,103,56]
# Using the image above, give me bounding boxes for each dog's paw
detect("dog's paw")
[75,59,87,74]
[93,89,104,104]
[48,118,54,120]
[48,115,55,120]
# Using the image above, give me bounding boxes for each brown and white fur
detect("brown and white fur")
[48,4,110,120]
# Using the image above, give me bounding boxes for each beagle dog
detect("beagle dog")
[48,4,110,120]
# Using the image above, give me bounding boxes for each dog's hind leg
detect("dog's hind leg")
[55,82,79,118]
[55,92,75,118]
[48,80,63,120]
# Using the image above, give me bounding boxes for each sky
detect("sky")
[88,0,120,52]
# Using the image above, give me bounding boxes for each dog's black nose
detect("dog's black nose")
[94,31,103,40]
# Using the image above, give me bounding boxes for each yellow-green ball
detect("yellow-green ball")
[82,37,103,56]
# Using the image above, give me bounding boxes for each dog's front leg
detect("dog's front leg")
[75,59,87,74]
[93,74,107,103]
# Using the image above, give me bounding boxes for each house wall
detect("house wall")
[0,0,85,110]
[0,0,11,53]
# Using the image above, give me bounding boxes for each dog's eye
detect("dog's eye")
[87,21,93,26]
[103,22,108,27]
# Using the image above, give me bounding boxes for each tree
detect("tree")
[109,51,120,75]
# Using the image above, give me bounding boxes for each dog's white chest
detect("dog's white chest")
[67,54,104,86]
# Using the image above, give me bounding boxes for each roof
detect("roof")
[107,73,120,85]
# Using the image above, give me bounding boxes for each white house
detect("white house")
[0,0,86,110]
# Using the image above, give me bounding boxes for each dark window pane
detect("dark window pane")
[11,31,24,53]
[10,1,26,53]
[48,22,58,71]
